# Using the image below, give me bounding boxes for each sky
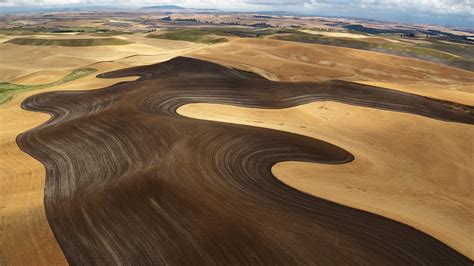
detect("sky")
[0,0,473,28]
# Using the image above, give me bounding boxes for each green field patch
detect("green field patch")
[52,26,97,33]
[6,37,132,46]
[88,31,134,36]
[420,41,474,60]
[0,27,52,35]
[186,27,299,38]
[147,30,228,44]
[0,26,135,36]
[0,68,97,105]
[146,27,299,44]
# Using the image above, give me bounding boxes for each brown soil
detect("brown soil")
[17,57,471,264]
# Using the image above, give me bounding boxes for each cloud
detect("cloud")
[243,0,311,6]
[0,0,472,21]
[358,0,473,14]
[0,0,182,6]
[243,0,473,15]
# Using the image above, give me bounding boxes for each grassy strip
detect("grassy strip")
[420,41,474,60]
[6,37,132,47]
[88,31,134,36]
[148,31,228,44]
[182,27,299,38]
[0,27,134,36]
[0,28,52,35]
[0,68,97,105]
[146,27,299,44]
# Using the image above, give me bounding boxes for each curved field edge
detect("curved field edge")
[16,57,471,264]
[176,101,474,259]
[0,63,138,265]
[0,68,97,105]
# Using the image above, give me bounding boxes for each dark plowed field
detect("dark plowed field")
[18,57,473,265]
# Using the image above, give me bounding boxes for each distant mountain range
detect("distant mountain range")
[140,5,185,10]
[140,5,220,12]
[0,4,219,14]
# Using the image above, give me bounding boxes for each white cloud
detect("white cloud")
[357,0,473,14]
[243,0,312,5]
[0,0,472,17]
[243,0,473,15]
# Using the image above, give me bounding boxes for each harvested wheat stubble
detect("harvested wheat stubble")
[18,57,472,265]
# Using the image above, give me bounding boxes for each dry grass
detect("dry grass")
[0,34,207,262]
[1,34,473,262]
[178,101,474,259]
[0,36,204,82]
[300,29,371,39]
[190,38,474,86]
[0,62,137,264]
